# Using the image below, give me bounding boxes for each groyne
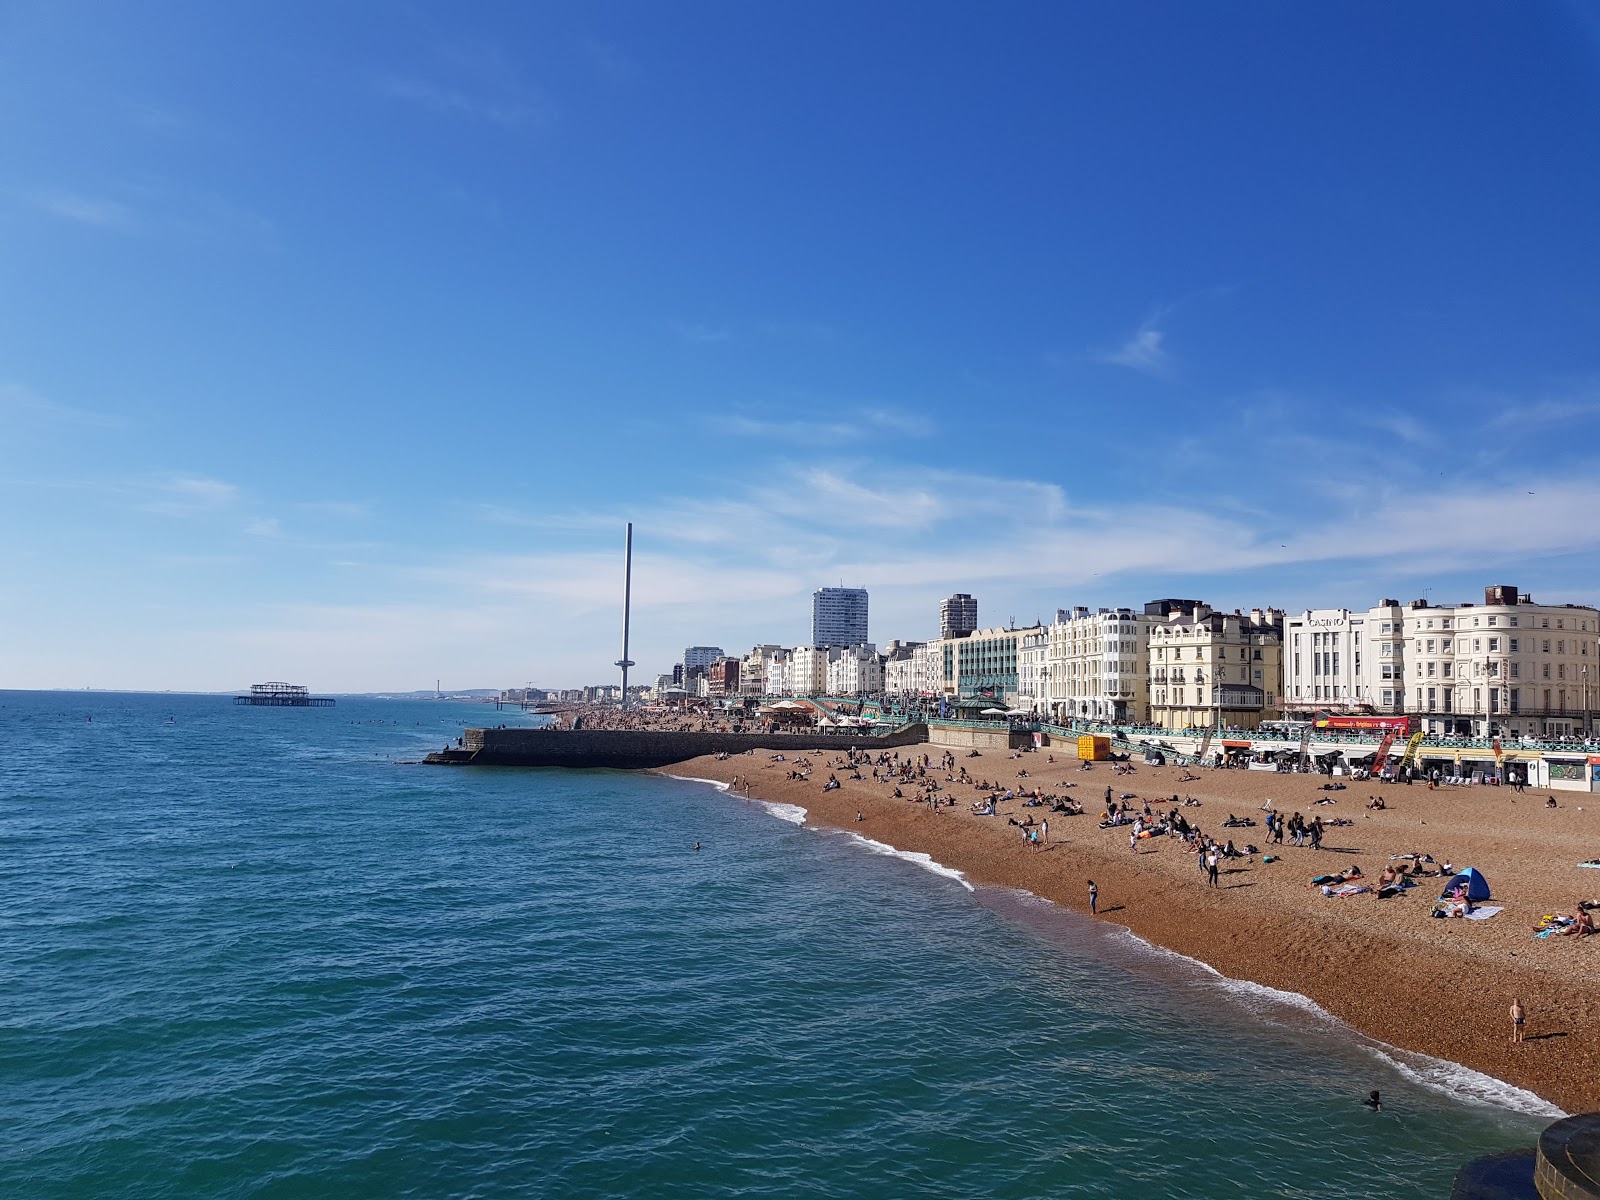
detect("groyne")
[424,724,929,769]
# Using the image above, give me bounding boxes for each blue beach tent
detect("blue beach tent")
[1439,867,1491,902]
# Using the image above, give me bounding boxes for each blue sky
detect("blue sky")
[5,1,1600,691]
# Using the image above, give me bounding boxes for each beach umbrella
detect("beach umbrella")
[980,707,1007,716]
[1005,708,1031,717]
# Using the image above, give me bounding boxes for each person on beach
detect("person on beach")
[1088,880,1098,915]
[1206,847,1220,887]
[1511,998,1526,1043]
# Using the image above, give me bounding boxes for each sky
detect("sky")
[4,1,1600,692]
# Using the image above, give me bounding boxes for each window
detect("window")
[1442,618,1452,629]
[1427,687,1436,706]
[1427,661,1436,677]
[1381,622,1391,633]
[1543,663,1551,679]
[1442,639,1452,652]
[1489,616,1498,626]
[1559,664,1567,680]
[1488,638,1499,651]
[1426,639,1435,652]
[1427,619,1435,629]
[1558,640,1566,654]
[1473,639,1481,652]
[1543,640,1551,653]
[1558,619,1565,630]
[1510,639,1519,652]
[1444,663,1453,677]
[1382,689,1393,705]
[1510,662,1519,678]
[1542,618,1550,629]
[1510,617,1519,627]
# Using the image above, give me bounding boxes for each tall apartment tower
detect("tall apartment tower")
[940,593,978,639]
[812,587,869,648]
[683,646,724,671]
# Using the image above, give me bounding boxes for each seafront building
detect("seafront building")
[1281,601,1408,717]
[939,593,978,639]
[826,644,884,695]
[683,646,724,672]
[811,587,869,648]
[1016,628,1050,713]
[1399,585,1600,738]
[938,625,1043,703]
[1044,605,1152,724]
[789,645,840,696]
[1146,602,1284,731]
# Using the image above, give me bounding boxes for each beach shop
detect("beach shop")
[1538,754,1600,793]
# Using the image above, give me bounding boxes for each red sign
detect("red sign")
[1314,715,1416,732]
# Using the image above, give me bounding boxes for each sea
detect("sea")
[0,690,1558,1199]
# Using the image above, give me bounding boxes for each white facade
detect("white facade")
[1400,586,1600,737]
[882,641,925,696]
[683,645,724,671]
[826,644,884,695]
[763,649,793,697]
[1016,629,1050,713]
[1045,607,1150,723]
[1282,602,1406,715]
[739,644,783,697]
[789,645,839,697]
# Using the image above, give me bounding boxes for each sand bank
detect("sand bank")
[660,740,1600,1114]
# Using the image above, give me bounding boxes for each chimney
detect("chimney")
[1485,584,1517,607]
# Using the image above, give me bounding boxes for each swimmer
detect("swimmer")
[1362,1090,1381,1111]
[694,842,701,852]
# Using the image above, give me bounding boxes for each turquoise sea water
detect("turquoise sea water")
[0,691,1554,1198]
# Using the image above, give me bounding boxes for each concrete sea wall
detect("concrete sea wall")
[429,725,930,769]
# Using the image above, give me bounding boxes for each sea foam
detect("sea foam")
[759,801,808,826]
[844,834,975,892]
[1108,927,1565,1118]
[661,774,730,792]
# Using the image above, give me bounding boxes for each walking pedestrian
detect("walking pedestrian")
[1088,880,1098,915]
[1206,847,1220,888]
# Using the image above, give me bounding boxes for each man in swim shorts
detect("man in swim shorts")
[1510,997,1525,1043]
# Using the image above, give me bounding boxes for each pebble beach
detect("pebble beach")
[664,739,1600,1114]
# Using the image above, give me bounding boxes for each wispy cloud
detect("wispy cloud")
[1096,322,1171,377]
[244,517,283,538]
[374,44,548,131]
[140,474,240,516]
[708,405,933,442]
[32,190,135,230]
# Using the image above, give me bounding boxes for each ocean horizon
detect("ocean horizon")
[0,690,1551,1197]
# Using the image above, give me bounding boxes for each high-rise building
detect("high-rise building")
[683,646,724,671]
[812,587,868,648]
[940,593,978,639]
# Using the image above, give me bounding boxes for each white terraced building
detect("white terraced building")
[826,644,883,695]
[1282,601,1407,717]
[1045,606,1151,724]
[1400,585,1600,738]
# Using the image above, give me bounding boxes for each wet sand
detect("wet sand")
[661,741,1600,1113]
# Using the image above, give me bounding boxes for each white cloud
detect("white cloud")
[1097,326,1171,377]
[139,474,240,515]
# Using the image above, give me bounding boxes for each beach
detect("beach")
[661,738,1600,1114]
